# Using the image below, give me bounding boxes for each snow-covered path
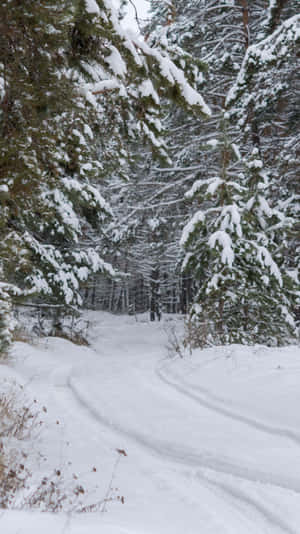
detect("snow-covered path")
[2,312,300,533]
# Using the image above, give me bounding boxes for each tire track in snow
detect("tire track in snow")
[156,362,300,447]
[67,374,299,534]
[198,474,298,534]
[67,374,300,494]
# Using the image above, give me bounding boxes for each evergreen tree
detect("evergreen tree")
[0,0,210,346]
[146,0,299,342]
[181,130,297,345]
[0,0,113,310]
[143,0,298,341]
[79,0,212,316]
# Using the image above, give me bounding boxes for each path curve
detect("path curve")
[67,372,299,534]
[157,360,300,446]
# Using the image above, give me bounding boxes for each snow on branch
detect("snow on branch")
[134,38,211,115]
[83,0,211,116]
[208,231,234,268]
[255,246,283,286]
[180,211,205,247]
[84,0,101,16]
[226,14,300,122]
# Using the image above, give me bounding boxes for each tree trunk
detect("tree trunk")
[150,267,161,321]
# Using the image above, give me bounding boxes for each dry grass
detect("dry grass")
[0,384,125,513]
[0,384,38,508]
[12,327,35,345]
[0,385,91,511]
[12,314,90,347]
[52,328,90,347]
[0,452,4,478]
[0,384,39,441]
[164,321,193,359]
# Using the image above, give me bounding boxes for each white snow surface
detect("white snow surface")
[209,230,234,267]
[105,46,127,78]
[84,0,101,16]
[1,311,300,533]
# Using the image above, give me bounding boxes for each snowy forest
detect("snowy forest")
[0,0,299,351]
[0,1,300,532]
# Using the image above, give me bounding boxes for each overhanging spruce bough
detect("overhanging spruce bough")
[0,0,210,353]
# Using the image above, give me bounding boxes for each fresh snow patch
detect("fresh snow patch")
[84,0,101,15]
[1,312,300,533]
[105,46,127,78]
[209,230,234,267]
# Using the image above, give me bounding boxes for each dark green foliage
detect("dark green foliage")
[0,0,113,308]
[0,0,211,350]
[147,0,299,345]
[182,139,298,346]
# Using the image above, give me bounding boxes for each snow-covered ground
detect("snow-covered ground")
[1,311,300,533]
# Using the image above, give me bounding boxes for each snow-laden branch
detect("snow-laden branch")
[81,0,211,117]
[226,14,300,121]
